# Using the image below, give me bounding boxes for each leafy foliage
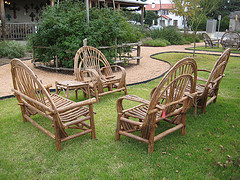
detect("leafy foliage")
[144,11,158,27]
[29,0,141,68]
[171,0,220,56]
[142,38,171,47]
[0,41,25,59]
[150,26,185,45]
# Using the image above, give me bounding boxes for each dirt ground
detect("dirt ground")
[0,42,210,98]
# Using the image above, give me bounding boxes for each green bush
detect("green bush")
[183,33,200,43]
[0,41,25,59]
[29,0,141,68]
[150,26,185,45]
[142,38,170,47]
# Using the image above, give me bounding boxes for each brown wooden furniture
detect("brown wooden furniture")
[74,46,127,101]
[116,58,197,153]
[188,48,231,114]
[202,33,219,48]
[220,31,240,50]
[55,80,89,100]
[11,59,96,151]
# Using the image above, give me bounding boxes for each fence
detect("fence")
[32,39,142,72]
[0,23,36,40]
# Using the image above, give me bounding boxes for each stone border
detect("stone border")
[185,46,240,55]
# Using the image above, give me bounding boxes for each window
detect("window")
[160,20,165,26]
[174,20,178,27]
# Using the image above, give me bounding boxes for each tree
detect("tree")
[144,11,158,27]
[209,0,240,31]
[171,0,220,56]
[29,0,141,68]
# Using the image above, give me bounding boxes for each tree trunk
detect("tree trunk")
[193,31,196,57]
[0,0,7,40]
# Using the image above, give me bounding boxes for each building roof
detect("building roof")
[159,15,172,20]
[145,3,175,11]
[97,0,149,6]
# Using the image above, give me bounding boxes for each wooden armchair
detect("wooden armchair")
[188,48,231,114]
[202,33,219,48]
[11,59,96,151]
[74,46,127,101]
[116,58,197,153]
[220,31,240,50]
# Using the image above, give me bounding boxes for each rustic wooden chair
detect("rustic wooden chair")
[11,59,96,151]
[220,31,240,50]
[74,46,127,101]
[188,48,231,114]
[202,33,219,48]
[116,58,197,153]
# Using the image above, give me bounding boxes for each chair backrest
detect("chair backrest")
[141,58,197,138]
[74,46,113,81]
[204,48,230,93]
[11,59,55,111]
[202,33,213,46]
[11,59,67,136]
[221,31,240,44]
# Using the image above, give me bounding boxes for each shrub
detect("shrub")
[142,38,170,47]
[150,26,185,45]
[0,41,25,59]
[29,0,141,68]
[183,33,200,43]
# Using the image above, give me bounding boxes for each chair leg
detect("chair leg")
[124,83,127,95]
[194,97,197,117]
[75,89,78,100]
[56,138,62,151]
[148,123,155,153]
[89,104,96,139]
[148,140,154,154]
[20,104,27,123]
[181,113,186,136]
[116,115,121,141]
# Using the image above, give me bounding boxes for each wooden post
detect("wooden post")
[89,0,92,8]
[55,55,58,72]
[50,0,54,6]
[137,41,141,65]
[83,38,87,46]
[86,0,89,25]
[141,6,144,27]
[117,3,120,10]
[113,0,115,10]
[0,0,6,40]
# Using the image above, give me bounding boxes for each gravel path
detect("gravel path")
[0,42,225,98]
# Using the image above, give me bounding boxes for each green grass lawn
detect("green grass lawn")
[0,53,239,179]
[186,45,240,54]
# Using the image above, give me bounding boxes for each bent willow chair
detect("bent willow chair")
[202,33,220,48]
[74,46,127,101]
[11,59,96,151]
[220,31,240,50]
[189,48,231,114]
[116,58,197,153]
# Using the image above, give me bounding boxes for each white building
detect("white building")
[145,3,185,29]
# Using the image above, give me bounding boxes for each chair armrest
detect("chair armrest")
[11,88,54,113]
[197,69,211,73]
[86,69,102,83]
[118,95,150,105]
[110,65,126,83]
[197,77,208,82]
[117,95,164,114]
[57,98,97,113]
[44,84,52,93]
[117,95,150,113]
